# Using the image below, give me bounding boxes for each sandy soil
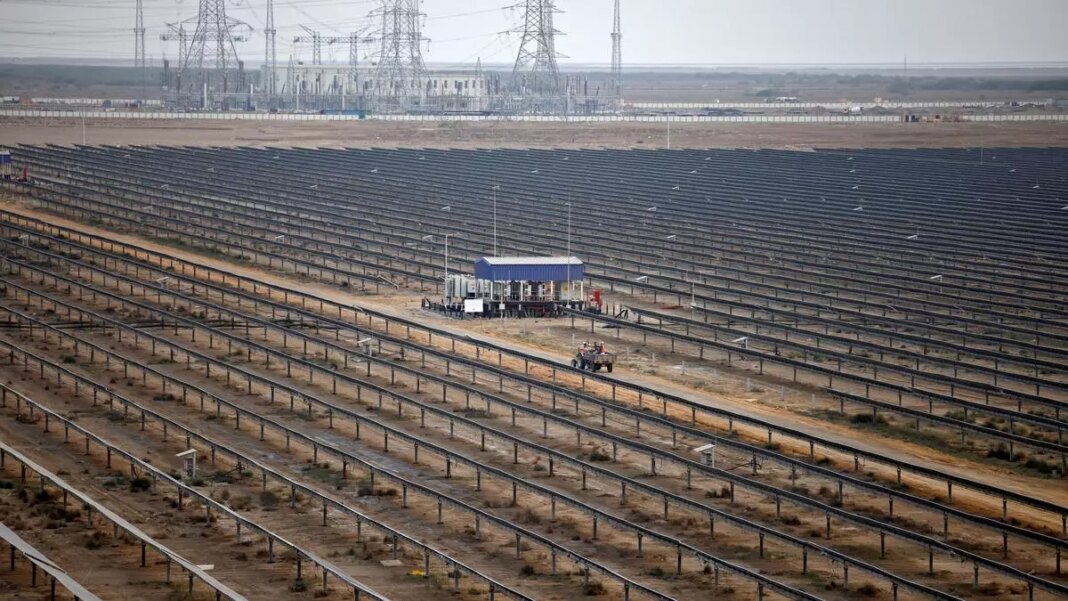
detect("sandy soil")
[1,116,1067,149]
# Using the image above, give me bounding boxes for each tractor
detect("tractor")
[572,340,615,372]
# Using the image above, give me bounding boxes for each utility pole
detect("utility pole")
[566,191,572,303]
[265,0,277,95]
[492,183,500,256]
[349,32,359,90]
[903,54,909,97]
[611,0,622,102]
[135,0,146,99]
[444,234,451,302]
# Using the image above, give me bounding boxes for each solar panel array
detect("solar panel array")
[1,144,1066,600]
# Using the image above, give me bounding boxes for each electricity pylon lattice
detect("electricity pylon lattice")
[160,24,188,87]
[365,0,429,112]
[294,26,323,65]
[349,33,358,86]
[510,0,564,100]
[163,0,251,97]
[611,0,622,100]
[134,0,146,70]
[265,0,277,94]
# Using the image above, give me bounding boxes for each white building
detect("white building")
[261,63,493,112]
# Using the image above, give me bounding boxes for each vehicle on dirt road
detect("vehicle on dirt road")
[572,340,615,372]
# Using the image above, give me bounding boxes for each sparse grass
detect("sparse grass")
[583,581,607,596]
[518,507,541,525]
[704,485,732,499]
[849,412,888,425]
[102,475,128,489]
[83,531,107,549]
[779,514,802,526]
[647,566,668,578]
[1023,456,1061,475]
[856,583,880,597]
[588,448,611,462]
[258,490,279,509]
[944,409,975,423]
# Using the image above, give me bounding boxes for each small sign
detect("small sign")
[464,298,484,313]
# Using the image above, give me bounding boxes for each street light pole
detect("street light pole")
[566,193,572,305]
[492,184,499,256]
[444,233,450,302]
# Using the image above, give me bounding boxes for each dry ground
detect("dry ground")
[1,116,1068,149]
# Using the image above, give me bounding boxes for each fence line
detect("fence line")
[629,101,1040,110]
[2,108,1066,123]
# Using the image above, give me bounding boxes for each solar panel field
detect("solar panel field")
[0,144,1065,600]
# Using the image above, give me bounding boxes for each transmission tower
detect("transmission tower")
[365,0,429,112]
[510,0,563,100]
[294,26,323,65]
[163,0,251,98]
[265,0,277,95]
[134,0,147,99]
[349,32,358,87]
[160,23,188,87]
[611,0,622,100]
[134,0,146,70]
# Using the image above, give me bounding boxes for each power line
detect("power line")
[135,0,146,69]
[265,0,277,94]
[611,0,622,101]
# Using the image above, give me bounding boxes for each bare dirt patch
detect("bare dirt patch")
[1,117,1067,150]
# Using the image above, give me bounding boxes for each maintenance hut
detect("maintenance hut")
[432,256,587,318]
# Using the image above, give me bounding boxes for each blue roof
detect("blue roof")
[474,256,584,282]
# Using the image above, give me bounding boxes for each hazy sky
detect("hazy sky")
[1,0,1066,66]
